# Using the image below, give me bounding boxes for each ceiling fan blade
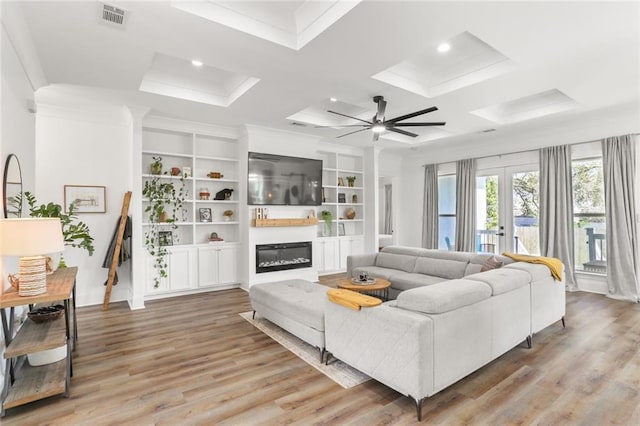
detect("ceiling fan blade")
[387,127,419,138]
[376,98,387,122]
[328,110,373,125]
[394,122,446,127]
[337,128,369,138]
[386,106,438,124]
[314,124,370,128]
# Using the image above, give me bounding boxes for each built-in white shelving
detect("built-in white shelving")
[139,124,241,297]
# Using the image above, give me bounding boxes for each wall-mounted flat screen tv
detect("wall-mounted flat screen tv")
[248,152,323,206]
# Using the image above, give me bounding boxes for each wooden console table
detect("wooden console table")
[0,267,78,416]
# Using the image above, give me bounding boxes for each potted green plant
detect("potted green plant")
[150,156,163,175]
[142,174,187,288]
[346,176,356,187]
[321,210,333,236]
[22,192,94,268]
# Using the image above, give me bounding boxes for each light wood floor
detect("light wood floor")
[3,276,640,425]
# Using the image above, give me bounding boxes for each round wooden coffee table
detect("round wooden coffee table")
[337,278,391,301]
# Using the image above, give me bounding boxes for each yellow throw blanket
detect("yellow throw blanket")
[327,289,382,311]
[502,252,564,281]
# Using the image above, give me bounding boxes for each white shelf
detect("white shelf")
[197,155,238,162]
[193,199,239,204]
[142,150,193,158]
[195,221,240,225]
[193,178,239,183]
[142,174,193,180]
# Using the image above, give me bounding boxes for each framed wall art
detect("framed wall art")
[158,231,173,246]
[199,207,212,222]
[64,185,106,213]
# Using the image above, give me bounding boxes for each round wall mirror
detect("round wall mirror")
[3,154,23,218]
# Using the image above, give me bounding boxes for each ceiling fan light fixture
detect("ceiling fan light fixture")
[437,43,451,53]
[371,124,386,133]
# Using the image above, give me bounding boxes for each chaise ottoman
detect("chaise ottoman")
[249,279,328,361]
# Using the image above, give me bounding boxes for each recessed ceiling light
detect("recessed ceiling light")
[372,124,386,133]
[191,59,203,67]
[437,43,450,53]
[329,97,337,102]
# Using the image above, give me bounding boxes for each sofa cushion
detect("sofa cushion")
[396,279,492,314]
[381,246,430,257]
[387,271,447,291]
[504,262,558,282]
[419,249,474,262]
[465,268,531,296]
[413,257,468,279]
[375,252,417,273]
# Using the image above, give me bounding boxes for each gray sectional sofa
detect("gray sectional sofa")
[329,246,566,419]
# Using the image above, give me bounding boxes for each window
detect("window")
[572,158,606,273]
[438,175,456,250]
[512,171,540,255]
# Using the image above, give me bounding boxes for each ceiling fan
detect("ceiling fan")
[317,96,446,141]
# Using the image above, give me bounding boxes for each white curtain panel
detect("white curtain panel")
[421,164,438,249]
[539,145,578,290]
[602,135,639,302]
[455,159,476,252]
[384,184,393,235]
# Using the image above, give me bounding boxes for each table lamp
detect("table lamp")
[0,218,65,296]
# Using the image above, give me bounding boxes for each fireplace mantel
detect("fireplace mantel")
[252,218,319,227]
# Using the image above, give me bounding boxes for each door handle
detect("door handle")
[496,232,505,237]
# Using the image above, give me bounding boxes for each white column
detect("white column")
[127,105,150,310]
[363,146,382,253]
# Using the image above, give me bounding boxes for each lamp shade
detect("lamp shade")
[0,218,65,256]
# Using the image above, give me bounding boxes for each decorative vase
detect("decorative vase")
[160,211,168,222]
[199,188,210,200]
[348,181,354,187]
[150,162,162,175]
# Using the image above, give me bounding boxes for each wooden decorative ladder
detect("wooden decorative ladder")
[103,191,132,310]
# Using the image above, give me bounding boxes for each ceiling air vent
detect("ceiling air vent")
[99,3,128,28]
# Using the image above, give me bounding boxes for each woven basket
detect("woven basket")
[28,304,65,324]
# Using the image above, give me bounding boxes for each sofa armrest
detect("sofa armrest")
[325,301,434,400]
[347,253,379,277]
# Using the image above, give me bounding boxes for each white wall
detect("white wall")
[0,0,46,395]
[35,102,133,307]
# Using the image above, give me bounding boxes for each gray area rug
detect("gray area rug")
[240,311,370,388]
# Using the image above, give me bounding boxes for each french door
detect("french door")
[475,165,540,255]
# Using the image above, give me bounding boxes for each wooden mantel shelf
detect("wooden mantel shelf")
[252,218,319,227]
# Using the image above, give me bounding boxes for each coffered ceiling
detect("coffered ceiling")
[16,1,640,151]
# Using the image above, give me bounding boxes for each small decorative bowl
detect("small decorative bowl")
[28,304,65,324]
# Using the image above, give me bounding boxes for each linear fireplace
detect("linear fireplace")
[256,241,312,274]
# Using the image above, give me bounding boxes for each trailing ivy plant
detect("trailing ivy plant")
[21,192,95,267]
[142,174,187,288]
